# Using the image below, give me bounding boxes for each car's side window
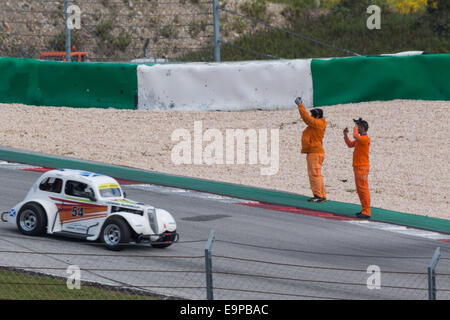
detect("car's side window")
[39,177,63,193]
[65,180,93,199]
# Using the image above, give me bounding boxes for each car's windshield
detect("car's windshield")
[98,183,122,198]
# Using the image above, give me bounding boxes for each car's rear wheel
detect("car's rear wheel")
[101,218,130,251]
[17,203,47,236]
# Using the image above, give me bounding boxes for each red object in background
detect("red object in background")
[40,48,88,62]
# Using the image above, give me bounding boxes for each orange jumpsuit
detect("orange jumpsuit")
[344,126,371,216]
[298,103,327,199]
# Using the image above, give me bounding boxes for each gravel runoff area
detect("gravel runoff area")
[0,100,449,220]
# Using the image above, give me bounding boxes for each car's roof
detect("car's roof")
[41,169,120,187]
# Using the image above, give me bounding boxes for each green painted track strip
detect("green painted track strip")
[1,147,449,234]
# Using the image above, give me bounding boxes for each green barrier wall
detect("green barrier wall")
[311,54,450,107]
[1,147,449,234]
[0,58,138,109]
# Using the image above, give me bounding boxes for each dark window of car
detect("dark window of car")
[65,180,94,199]
[39,177,63,193]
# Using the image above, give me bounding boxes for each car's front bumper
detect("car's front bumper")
[136,231,179,245]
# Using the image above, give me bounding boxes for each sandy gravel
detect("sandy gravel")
[0,100,449,220]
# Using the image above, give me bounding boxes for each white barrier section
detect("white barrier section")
[137,59,313,111]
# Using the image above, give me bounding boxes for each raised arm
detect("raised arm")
[343,127,356,148]
[297,103,325,129]
[353,126,362,141]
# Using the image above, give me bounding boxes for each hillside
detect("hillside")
[0,0,287,62]
[0,0,448,62]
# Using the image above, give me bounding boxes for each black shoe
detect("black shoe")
[307,196,320,202]
[308,196,327,203]
[355,212,370,219]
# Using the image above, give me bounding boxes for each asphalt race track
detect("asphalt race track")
[1,167,449,300]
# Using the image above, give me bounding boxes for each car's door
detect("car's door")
[59,180,108,235]
[38,177,64,232]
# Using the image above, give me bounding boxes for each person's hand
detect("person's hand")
[343,127,349,136]
[295,97,302,105]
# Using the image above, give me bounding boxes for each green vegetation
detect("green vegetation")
[95,20,115,42]
[181,0,449,61]
[240,0,272,23]
[426,0,449,36]
[95,20,132,52]
[188,20,209,38]
[0,268,155,300]
[50,31,84,51]
[115,31,133,51]
[160,24,179,39]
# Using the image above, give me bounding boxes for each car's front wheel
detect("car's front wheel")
[17,203,47,236]
[101,218,131,251]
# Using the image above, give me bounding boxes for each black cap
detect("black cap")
[354,118,369,131]
[311,108,323,119]
[359,120,369,131]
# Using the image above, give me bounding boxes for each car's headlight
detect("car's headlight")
[147,208,158,234]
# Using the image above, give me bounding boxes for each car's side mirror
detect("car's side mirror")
[123,191,127,198]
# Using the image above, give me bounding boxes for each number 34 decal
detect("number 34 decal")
[71,206,84,217]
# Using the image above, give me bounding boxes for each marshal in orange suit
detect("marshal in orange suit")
[295,97,327,203]
[343,118,371,219]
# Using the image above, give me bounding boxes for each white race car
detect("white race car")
[1,169,178,250]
